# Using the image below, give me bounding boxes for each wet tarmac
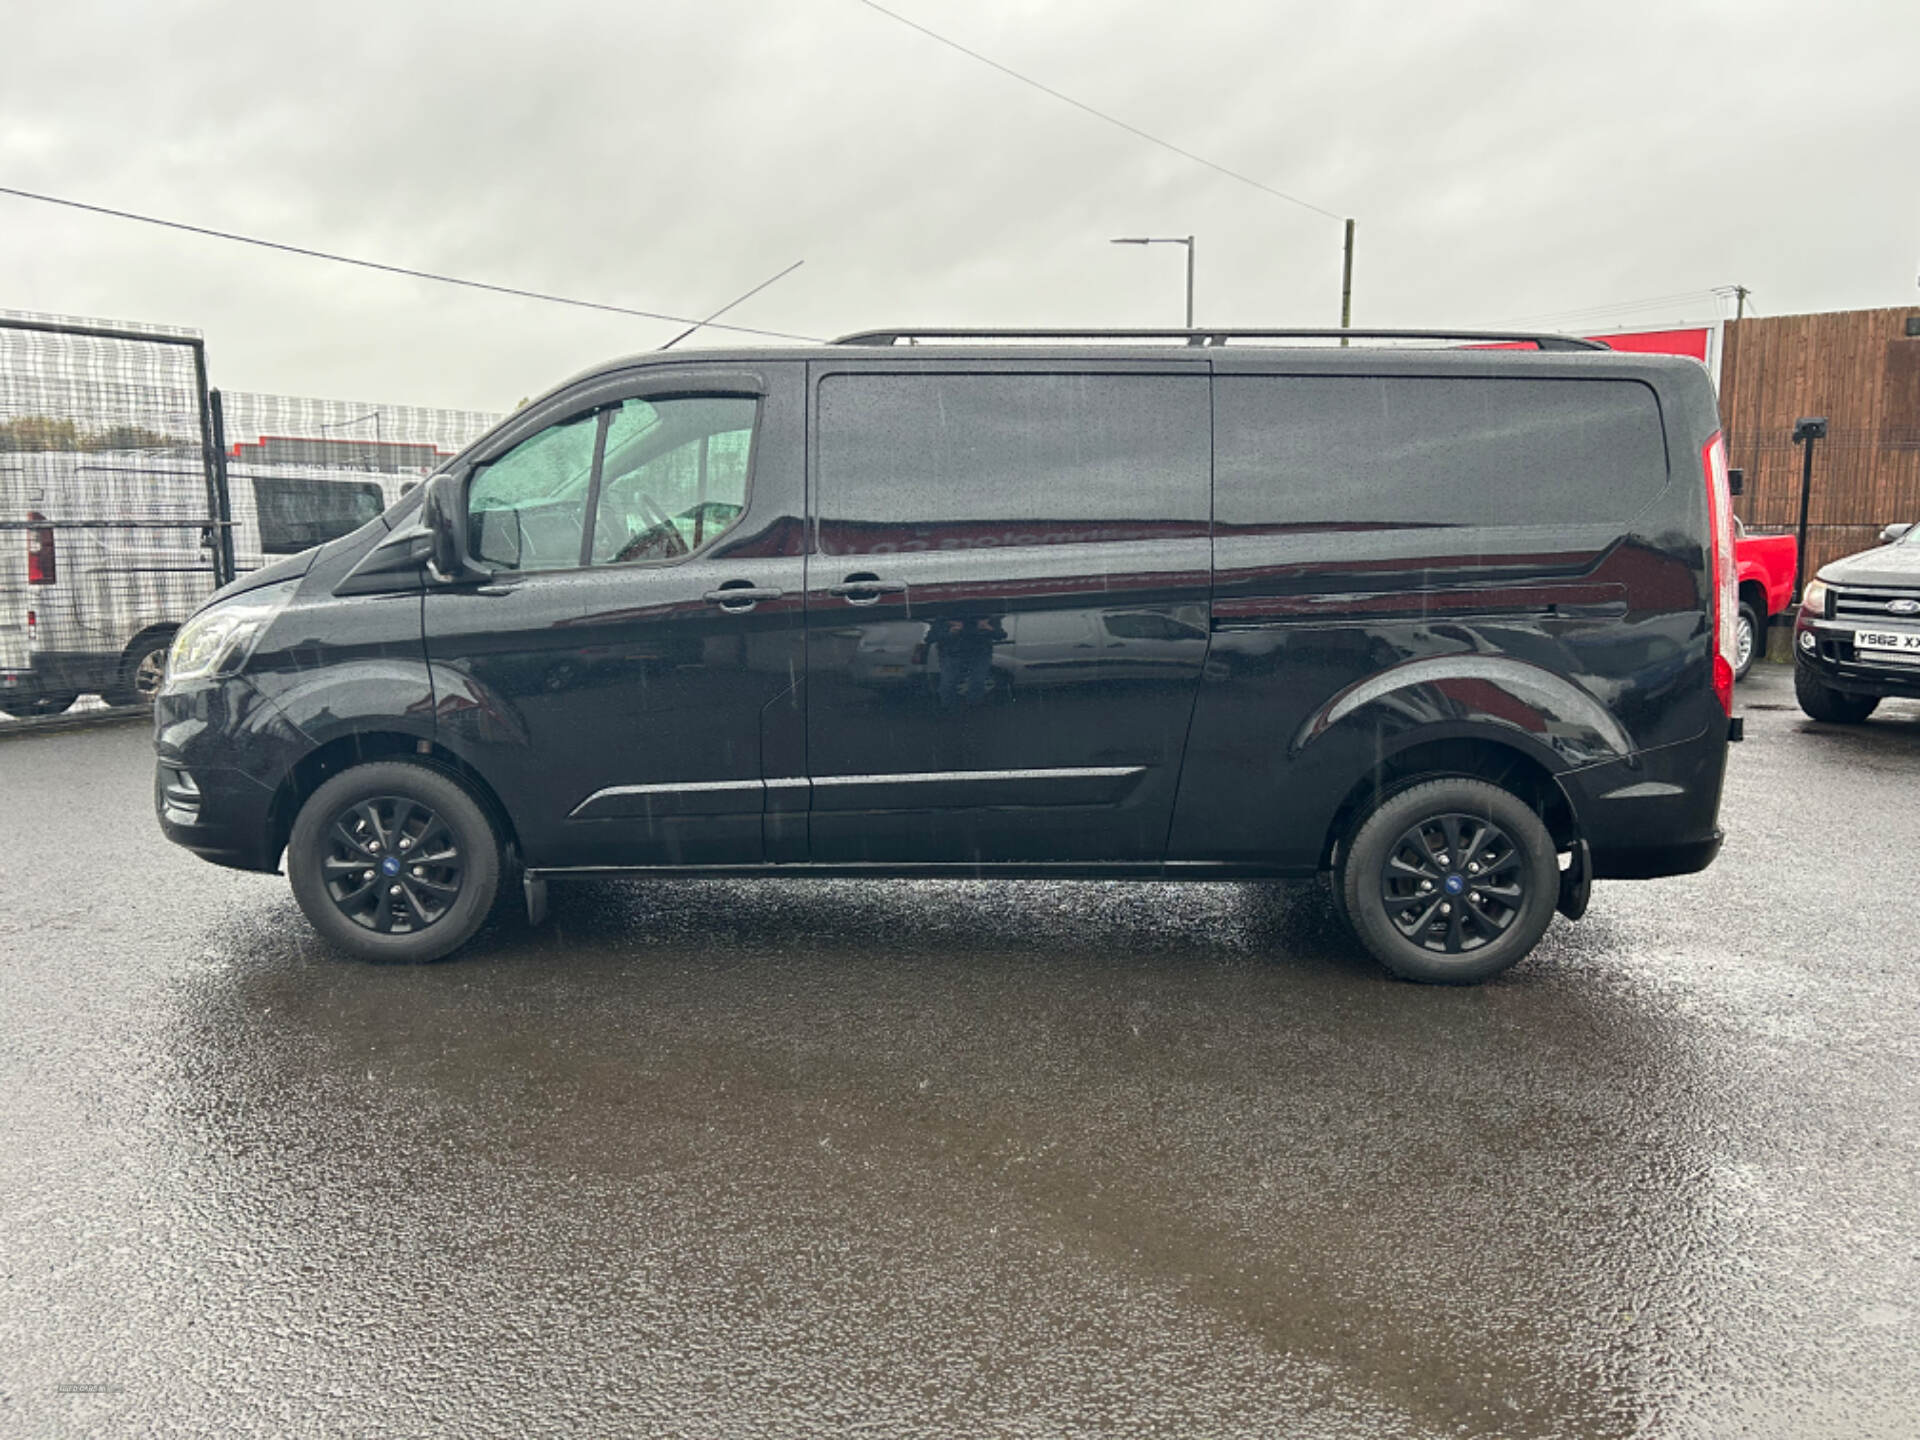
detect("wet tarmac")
[3,661,1918,1437]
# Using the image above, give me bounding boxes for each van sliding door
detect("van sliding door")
[801,361,1213,865]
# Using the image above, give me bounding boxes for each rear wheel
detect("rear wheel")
[108,633,173,707]
[288,761,501,963]
[1734,601,1761,680]
[1794,663,1879,724]
[1339,778,1560,984]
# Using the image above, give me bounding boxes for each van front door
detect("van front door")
[803,362,1213,865]
[425,365,805,869]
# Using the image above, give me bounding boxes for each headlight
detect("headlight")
[1800,578,1830,616]
[163,581,298,688]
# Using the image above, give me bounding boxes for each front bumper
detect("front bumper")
[153,675,311,873]
[1793,613,1920,700]
[154,758,283,871]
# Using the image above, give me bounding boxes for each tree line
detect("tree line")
[0,415,193,453]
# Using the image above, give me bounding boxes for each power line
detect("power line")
[0,184,821,342]
[852,0,1345,225]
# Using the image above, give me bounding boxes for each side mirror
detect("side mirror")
[398,478,421,498]
[1879,522,1914,545]
[420,471,479,582]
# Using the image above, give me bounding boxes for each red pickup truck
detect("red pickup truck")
[1733,518,1797,679]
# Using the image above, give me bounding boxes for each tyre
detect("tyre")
[1794,663,1879,724]
[1734,601,1761,681]
[1339,777,1560,984]
[108,633,174,708]
[287,761,501,963]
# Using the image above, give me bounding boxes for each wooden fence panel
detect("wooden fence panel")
[1720,307,1920,577]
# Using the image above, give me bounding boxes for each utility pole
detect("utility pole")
[1340,218,1355,345]
[1734,284,1750,321]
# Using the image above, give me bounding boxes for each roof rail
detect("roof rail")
[830,326,1610,352]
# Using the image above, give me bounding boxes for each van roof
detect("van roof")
[565,335,1703,380]
[510,329,1708,440]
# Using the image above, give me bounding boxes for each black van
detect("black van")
[154,327,1738,983]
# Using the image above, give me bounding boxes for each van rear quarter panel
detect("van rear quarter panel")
[1169,352,1727,870]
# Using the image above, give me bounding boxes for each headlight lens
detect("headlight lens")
[163,582,298,688]
[1801,578,1829,616]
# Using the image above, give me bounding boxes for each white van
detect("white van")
[2,450,414,715]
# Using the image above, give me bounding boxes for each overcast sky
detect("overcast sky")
[4,0,1917,412]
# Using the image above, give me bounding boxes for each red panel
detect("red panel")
[1586,327,1711,361]
[1469,326,1712,360]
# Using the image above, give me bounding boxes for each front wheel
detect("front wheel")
[1794,663,1879,724]
[287,761,501,963]
[1339,778,1560,984]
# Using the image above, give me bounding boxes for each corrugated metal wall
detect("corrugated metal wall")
[1719,306,1920,575]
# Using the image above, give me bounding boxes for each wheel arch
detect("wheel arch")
[1320,735,1578,873]
[268,730,520,866]
[1738,578,1768,619]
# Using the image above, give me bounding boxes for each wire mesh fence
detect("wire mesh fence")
[0,314,220,719]
[0,310,499,725]
[218,390,498,579]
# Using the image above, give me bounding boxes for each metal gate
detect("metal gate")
[0,314,229,723]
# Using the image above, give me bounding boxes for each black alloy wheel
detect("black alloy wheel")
[1339,776,1560,984]
[322,796,466,934]
[1379,813,1525,954]
[288,761,501,963]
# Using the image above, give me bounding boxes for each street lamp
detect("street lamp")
[1110,235,1194,328]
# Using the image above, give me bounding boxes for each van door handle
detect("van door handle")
[474,584,514,596]
[704,584,783,611]
[827,574,907,604]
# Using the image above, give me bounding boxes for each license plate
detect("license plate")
[1855,629,1920,656]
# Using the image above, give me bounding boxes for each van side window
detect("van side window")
[815,373,1209,555]
[590,397,757,564]
[250,475,385,554]
[467,412,601,571]
[1214,376,1668,531]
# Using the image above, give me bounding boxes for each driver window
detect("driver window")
[467,411,600,572]
[590,396,757,565]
